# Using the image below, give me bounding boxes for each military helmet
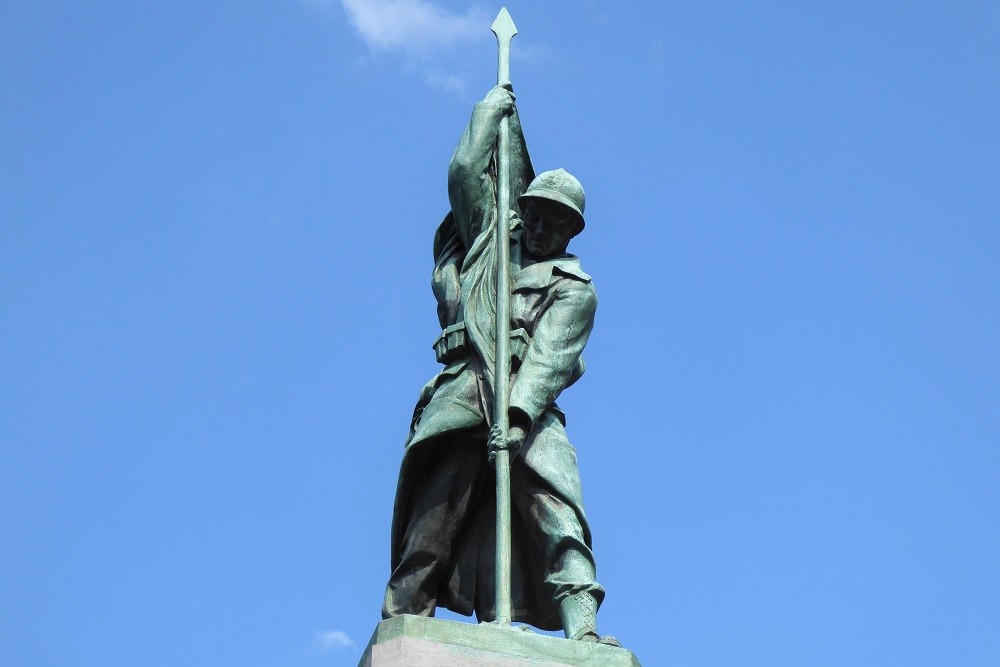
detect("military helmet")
[518,168,586,232]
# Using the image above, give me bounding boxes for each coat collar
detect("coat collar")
[509,222,591,289]
[513,254,592,290]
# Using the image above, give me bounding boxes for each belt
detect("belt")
[433,321,531,367]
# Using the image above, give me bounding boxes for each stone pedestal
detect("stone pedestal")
[359,615,641,666]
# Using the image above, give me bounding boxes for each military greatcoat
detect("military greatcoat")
[383,94,603,630]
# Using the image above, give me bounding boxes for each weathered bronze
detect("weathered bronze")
[381,8,617,647]
[491,8,517,628]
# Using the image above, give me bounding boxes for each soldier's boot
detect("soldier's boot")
[558,591,622,647]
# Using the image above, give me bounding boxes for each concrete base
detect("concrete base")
[359,615,641,667]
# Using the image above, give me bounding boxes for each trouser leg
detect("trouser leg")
[382,438,484,618]
[510,461,604,611]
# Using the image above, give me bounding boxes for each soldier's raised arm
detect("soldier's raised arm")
[447,86,534,251]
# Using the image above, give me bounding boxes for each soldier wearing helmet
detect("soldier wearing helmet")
[382,85,616,646]
[519,168,586,258]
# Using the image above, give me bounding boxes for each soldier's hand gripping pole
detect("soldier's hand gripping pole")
[491,6,517,627]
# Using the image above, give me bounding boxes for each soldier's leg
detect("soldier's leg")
[511,462,603,607]
[382,435,485,618]
[512,416,609,641]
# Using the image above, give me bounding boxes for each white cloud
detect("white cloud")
[305,1,537,96]
[315,629,355,651]
[339,0,489,57]
[403,62,468,96]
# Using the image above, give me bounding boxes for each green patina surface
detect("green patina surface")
[361,615,642,667]
[379,7,628,653]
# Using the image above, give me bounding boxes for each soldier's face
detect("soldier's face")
[522,200,579,258]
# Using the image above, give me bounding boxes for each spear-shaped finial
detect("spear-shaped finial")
[491,8,518,88]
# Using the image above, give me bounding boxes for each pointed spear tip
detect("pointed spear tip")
[491,7,518,38]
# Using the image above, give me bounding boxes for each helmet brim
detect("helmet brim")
[517,190,586,233]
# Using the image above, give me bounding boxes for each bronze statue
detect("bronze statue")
[381,9,617,647]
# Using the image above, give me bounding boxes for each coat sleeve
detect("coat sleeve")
[508,279,597,427]
[447,99,533,252]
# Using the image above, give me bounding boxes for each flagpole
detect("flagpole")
[490,7,517,627]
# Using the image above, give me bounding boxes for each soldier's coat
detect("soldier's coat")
[388,96,601,629]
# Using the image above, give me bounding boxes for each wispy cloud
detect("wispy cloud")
[305,0,494,95]
[404,62,468,96]
[340,0,489,57]
[315,629,355,651]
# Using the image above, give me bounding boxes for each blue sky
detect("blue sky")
[2,2,998,665]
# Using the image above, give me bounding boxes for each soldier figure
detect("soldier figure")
[382,85,616,645]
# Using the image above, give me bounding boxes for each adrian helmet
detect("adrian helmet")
[518,168,586,232]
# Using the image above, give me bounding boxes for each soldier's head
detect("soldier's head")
[518,169,585,258]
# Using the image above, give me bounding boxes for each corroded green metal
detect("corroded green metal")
[490,6,517,628]
[380,6,621,651]
[519,168,587,231]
